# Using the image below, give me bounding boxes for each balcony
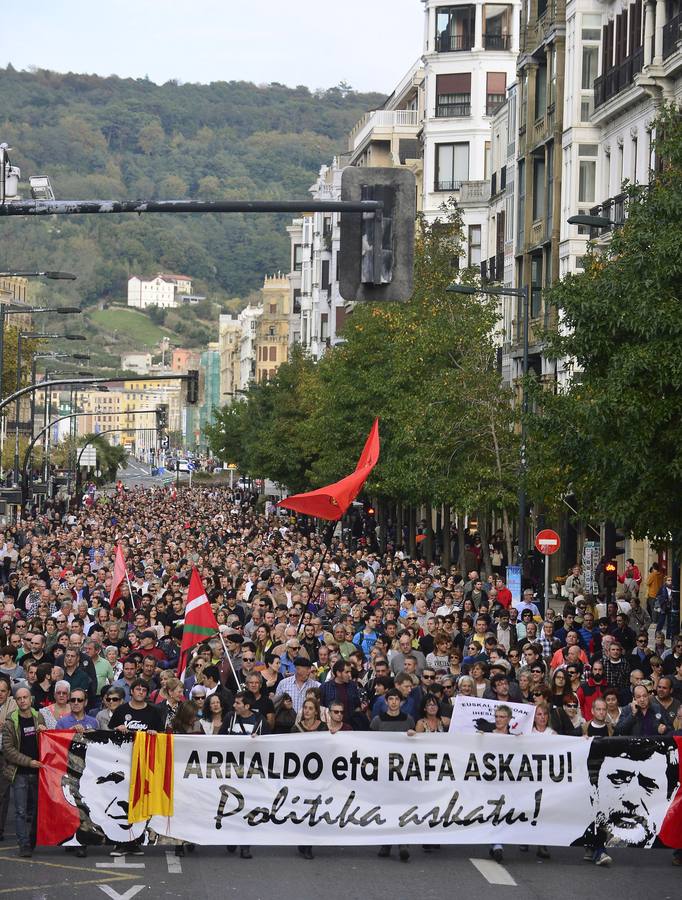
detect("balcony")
[484,33,511,50]
[588,193,628,238]
[522,0,566,54]
[663,14,681,59]
[486,94,507,116]
[481,253,505,283]
[593,48,644,109]
[435,102,471,118]
[436,33,474,52]
[435,180,463,192]
[348,108,420,155]
[460,180,491,203]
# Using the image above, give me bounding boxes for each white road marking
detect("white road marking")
[469,857,517,885]
[95,857,145,869]
[97,886,145,900]
[165,850,182,873]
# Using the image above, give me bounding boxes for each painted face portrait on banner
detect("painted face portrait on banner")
[587,738,679,848]
[61,733,148,845]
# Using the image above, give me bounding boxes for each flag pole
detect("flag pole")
[216,630,242,691]
[296,520,335,635]
[124,565,137,611]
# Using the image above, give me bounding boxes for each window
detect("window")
[435,142,469,191]
[269,304,277,314]
[293,289,301,314]
[532,156,545,221]
[517,159,525,250]
[435,5,475,51]
[579,160,596,203]
[531,253,543,318]
[535,63,547,119]
[321,259,330,292]
[293,244,303,272]
[486,72,507,116]
[269,346,277,362]
[632,136,638,183]
[468,225,482,266]
[581,45,599,120]
[436,74,471,117]
[546,143,554,233]
[582,12,602,41]
[483,5,511,49]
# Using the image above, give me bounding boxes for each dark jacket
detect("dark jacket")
[2,708,45,782]
[614,702,673,736]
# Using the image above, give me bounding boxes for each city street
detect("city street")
[0,841,678,900]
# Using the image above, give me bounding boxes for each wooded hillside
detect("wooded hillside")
[0,66,384,304]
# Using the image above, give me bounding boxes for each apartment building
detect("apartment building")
[562,0,682,269]
[286,162,347,360]
[421,0,521,266]
[255,275,289,382]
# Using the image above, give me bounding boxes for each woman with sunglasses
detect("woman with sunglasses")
[96,688,125,729]
[561,692,586,736]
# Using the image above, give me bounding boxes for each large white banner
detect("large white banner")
[450,695,535,735]
[39,731,682,849]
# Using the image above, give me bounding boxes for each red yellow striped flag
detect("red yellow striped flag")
[128,732,174,822]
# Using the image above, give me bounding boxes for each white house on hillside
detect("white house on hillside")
[127,273,193,309]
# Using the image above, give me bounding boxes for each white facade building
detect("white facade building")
[127,273,193,309]
[287,162,347,361]
[420,0,521,264]
[238,303,262,390]
[120,352,152,374]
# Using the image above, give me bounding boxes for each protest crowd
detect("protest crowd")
[0,484,681,867]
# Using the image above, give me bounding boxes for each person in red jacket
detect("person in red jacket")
[577,659,607,721]
[618,558,641,587]
[136,631,168,665]
[495,578,513,609]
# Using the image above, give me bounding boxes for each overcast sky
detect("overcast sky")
[1,0,425,94]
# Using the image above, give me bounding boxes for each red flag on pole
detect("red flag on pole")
[177,567,219,679]
[277,418,380,522]
[109,544,127,606]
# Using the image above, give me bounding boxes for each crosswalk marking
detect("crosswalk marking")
[469,857,517,885]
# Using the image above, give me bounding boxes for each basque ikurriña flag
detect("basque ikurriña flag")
[129,732,174,822]
[177,567,219,679]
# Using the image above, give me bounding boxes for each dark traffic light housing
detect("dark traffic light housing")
[339,167,416,303]
[155,404,169,432]
[186,370,199,405]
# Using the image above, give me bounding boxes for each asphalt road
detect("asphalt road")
[0,839,678,900]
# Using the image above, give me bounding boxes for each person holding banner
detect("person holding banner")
[2,687,45,857]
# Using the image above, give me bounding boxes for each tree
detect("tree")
[527,104,682,548]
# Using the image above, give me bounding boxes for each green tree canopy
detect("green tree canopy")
[527,104,682,546]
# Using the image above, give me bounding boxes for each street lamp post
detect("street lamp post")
[41,366,93,490]
[13,330,85,483]
[0,271,76,280]
[31,353,90,486]
[447,281,531,565]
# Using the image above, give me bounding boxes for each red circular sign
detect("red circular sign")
[535,529,561,555]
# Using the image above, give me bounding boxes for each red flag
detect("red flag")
[277,418,380,521]
[109,544,127,606]
[659,736,682,848]
[177,567,219,679]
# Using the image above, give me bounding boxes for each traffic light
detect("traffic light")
[186,370,199,405]
[155,404,168,432]
[339,167,416,303]
[604,522,626,560]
